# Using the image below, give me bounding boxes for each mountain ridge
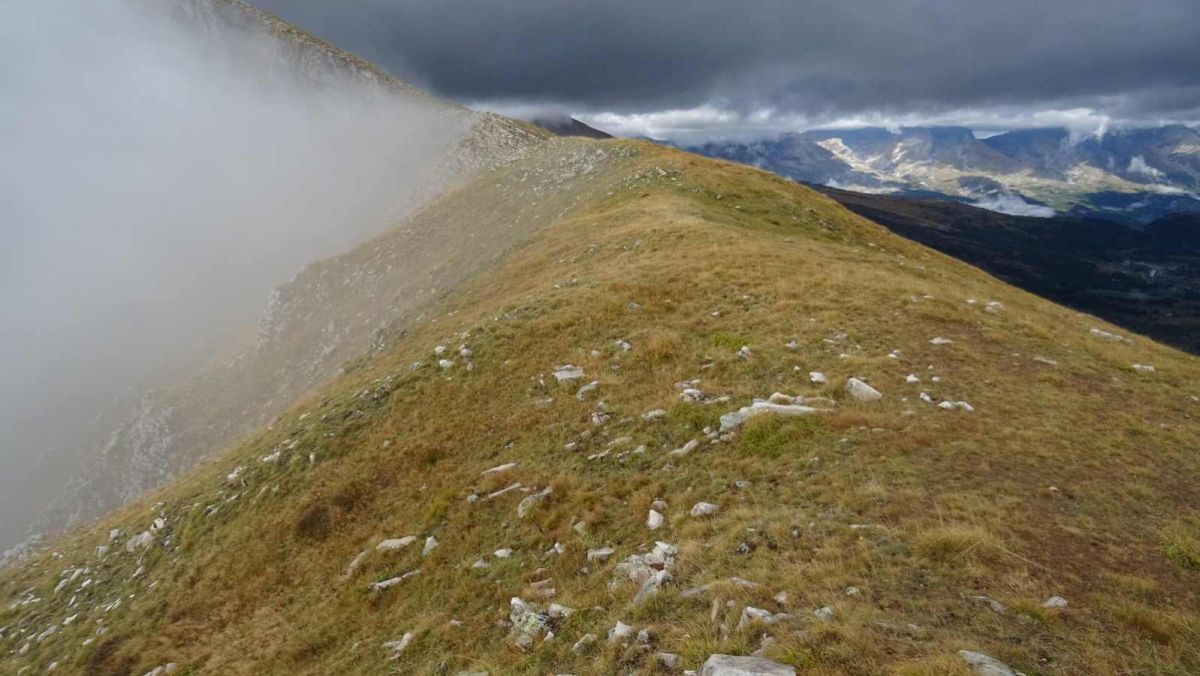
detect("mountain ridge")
[2,137,1199,675]
[687,125,1200,223]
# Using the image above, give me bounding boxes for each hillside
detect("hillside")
[2,139,1199,675]
[28,0,551,544]
[817,187,1200,355]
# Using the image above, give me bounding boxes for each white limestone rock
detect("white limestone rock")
[845,378,882,402]
[719,400,829,431]
[553,365,584,383]
[809,371,828,384]
[670,439,701,456]
[700,654,796,676]
[382,632,414,659]
[737,606,790,629]
[691,502,720,517]
[958,650,1018,676]
[1043,595,1068,609]
[587,547,615,562]
[608,620,635,643]
[647,509,664,530]
[125,531,154,553]
[376,536,417,552]
[517,487,553,518]
[481,462,518,475]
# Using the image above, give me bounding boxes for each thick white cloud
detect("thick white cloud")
[0,1,462,548]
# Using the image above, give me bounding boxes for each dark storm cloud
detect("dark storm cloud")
[256,0,1200,137]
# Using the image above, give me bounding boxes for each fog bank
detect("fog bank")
[0,1,466,549]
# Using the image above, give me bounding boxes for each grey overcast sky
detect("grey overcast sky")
[254,0,1200,141]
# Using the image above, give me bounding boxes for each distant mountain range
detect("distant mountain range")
[685,125,1200,223]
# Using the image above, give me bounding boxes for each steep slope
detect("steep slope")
[30,0,551,544]
[818,187,1200,354]
[3,141,1200,675]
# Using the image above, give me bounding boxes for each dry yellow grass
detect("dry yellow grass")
[2,140,1199,675]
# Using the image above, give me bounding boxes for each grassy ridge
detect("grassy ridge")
[3,140,1199,675]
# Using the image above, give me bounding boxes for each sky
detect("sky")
[255,0,1200,142]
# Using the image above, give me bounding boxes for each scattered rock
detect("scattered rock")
[647,509,664,530]
[509,597,553,648]
[930,337,954,345]
[587,547,615,562]
[700,654,796,676]
[553,365,584,382]
[615,339,632,351]
[481,463,518,475]
[985,301,1005,313]
[814,606,835,621]
[642,409,667,421]
[1132,364,1156,373]
[1089,327,1129,343]
[422,536,439,556]
[905,374,920,384]
[958,650,1018,676]
[438,359,455,370]
[576,381,600,399]
[670,439,701,456]
[1043,596,1068,609]
[691,502,720,517]
[809,371,828,384]
[517,487,553,518]
[572,633,597,655]
[736,345,753,359]
[494,548,513,558]
[485,483,523,500]
[845,378,882,402]
[737,606,790,629]
[382,633,414,660]
[376,537,417,552]
[719,400,829,431]
[937,400,975,411]
[608,620,635,643]
[369,569,420,592]
[125,531,154,553]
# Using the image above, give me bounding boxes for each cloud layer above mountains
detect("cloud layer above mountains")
[258,0,1200,140]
